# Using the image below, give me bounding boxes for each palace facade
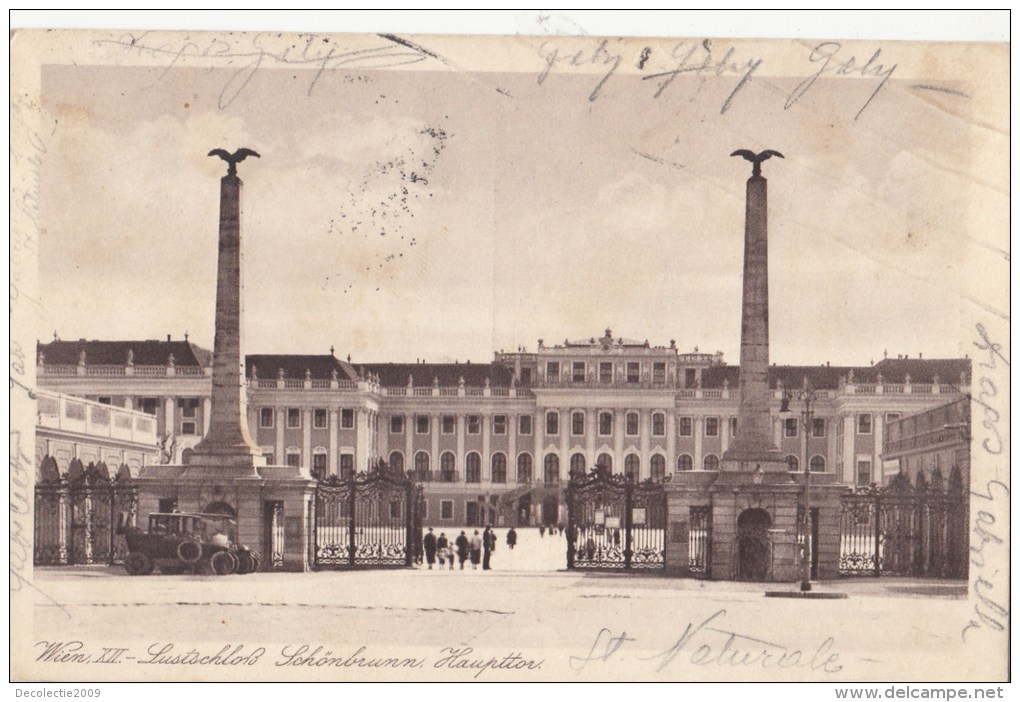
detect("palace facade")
[36,331,971,527]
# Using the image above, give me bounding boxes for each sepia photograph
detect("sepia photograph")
[9,11,1010,689]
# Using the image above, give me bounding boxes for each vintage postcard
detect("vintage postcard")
[10,20,1009,685]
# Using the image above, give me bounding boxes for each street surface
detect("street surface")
[17,528,1000,683]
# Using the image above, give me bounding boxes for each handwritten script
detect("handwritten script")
[569,610,843,675]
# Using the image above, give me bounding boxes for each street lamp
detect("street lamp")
[781,377,818,592]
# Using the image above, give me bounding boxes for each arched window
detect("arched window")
[415,451,430,477]
[389,451,404,472]
[465,452,481,483]
[810,455,826,472]
[677,454,693,472]
[439,451,455,482]
[650,454,666,481]
[624,454,640,481]
[570,452,586,477]
[491,453,507,483]
[544,454,560,484]
[596,453,613,473]
[517,453,533,483]
[786,454,799,472]
[703,454,719,471]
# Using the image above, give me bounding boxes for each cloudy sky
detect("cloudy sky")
[32,26,1008,366]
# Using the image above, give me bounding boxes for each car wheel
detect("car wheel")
[125,552,153,576]
[177,539,203,564]
[236,551,254,575]
[210,550,237,575]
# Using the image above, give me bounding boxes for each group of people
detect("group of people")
[422,526,519,571]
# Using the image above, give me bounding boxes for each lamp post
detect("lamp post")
[782,378,818,592]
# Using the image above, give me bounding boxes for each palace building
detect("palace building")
[35,332,971,528]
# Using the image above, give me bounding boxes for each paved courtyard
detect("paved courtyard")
[19,528,999,683]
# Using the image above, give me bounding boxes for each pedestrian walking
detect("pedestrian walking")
[436,532,450,569]
[482,525,496,570]
[423,527,437,570]
[455,531,469,569]
[539,525,546,538]
[506,527,517,550]
[469,530,482,569]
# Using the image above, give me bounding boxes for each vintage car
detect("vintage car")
[121,512,262,576]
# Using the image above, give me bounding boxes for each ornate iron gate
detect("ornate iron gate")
[566,469,667,571]
[313,466,424,568]
[34,462,137,566]
[839,468,968,578]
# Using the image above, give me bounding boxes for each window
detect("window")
[626,412,639,436]
[784,417,798,438]
[341,409,354,429]
[885,412,901,425]
[286,451,301,467]
[627,362,640,383]
[262,451,275,465]
[684,368,697,388]
[544,454,560,484]
[624,454,640,481]
[313,409,327,429]
[596,453,613,473]
[810,455,826,472]
[705,417,719,437]
[491,454,507,483]
[570,453,586,476]
[653,362,666,384]
[517,453,533,483]
[466,453,481,483]
[181,422,196,435]
[858,413,872,435]
[340,453,354,479]
[729,417,738,436]
[677,454,693,472]
[416,414,430,434]
[389,451,404,471]
[572,362,586,383]
[442,415,456,434]
[260,407,275,428]
[599,362,613,383]
[390,415,404,434]
[652,412,665,436]
[518,415,532,435]
[467,415,481,434]
[679,417,693,437]
[546,362,560,382]
[312,453,327,479]
[287,408,301,429]
[787,455,799,472]
[520,368,532,385]
[571,411,585,436]
[439,452,455,479]
[180,398,198,418]
[650,455,666,481]
[857,459,872,486]
[599,411,613,436]
[440,500,454,520]
[414,452,431,478]
[546,411,559,436]
[493,415,507,435]
[98,396,112,405]
[141,398,159,416]
[812,418,826,438]
[703,454,720,471]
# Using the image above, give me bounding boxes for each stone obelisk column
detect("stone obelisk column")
[722,149,785,470]
[187,149,265,472]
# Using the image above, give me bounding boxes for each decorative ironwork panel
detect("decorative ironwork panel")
[689,506,711,576]
[34,480,70,565]
[839,487,879,576]
[268,501,285,570]
[314,476,352,566]
[567,469,666,571]
[352,473,411,566]
[629,482,666,569]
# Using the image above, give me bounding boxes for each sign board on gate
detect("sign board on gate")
[606,517,620,529]
[594,509,605,525]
